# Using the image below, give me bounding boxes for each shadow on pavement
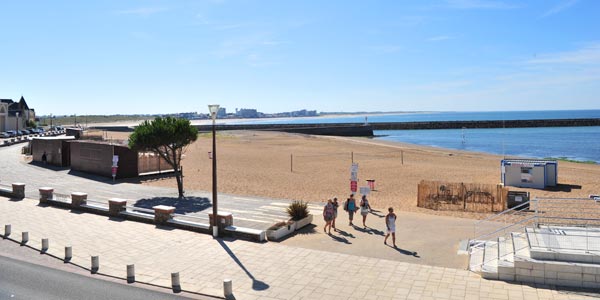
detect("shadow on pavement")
[28,161,70,171]
[353,225,385,236]
[387,245,420,257]
[335,229,355,239]
[329,234,352,244]
[217,239,269,291]
[133,196,211,214]
[369,210,385,218]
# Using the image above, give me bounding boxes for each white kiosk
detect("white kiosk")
[501,159,558,189]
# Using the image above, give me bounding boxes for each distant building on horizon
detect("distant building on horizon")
[235,108,259,118]
[0,96,36,132]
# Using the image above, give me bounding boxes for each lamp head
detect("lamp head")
[208,104,220,120]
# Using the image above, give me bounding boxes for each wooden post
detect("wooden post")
[351,152,354,164]
[401,150,404,165]
[290,154,293,173]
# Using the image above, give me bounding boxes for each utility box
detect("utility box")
[507,191,530,210]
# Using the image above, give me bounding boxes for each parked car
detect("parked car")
[0,132,10,138]
[6,130,17,137]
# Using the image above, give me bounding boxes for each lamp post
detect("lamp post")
[50,114,53,129]
[16,112,19,133]
[208,104,220,237]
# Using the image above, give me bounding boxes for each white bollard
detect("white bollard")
[21,232,28,245]
[127,264,135,283]
[65,246,72,261]
[223,279,233,298]
[171,272,180,288]
[41,238,49,253]
[3,224,10,238]
[91,256,99,274]
[213,226,219,238]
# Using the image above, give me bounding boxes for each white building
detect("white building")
[501,159,558,189]
[0,96,36,132]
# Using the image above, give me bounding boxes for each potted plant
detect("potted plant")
[287,200,313,231]
[266,220,296,241]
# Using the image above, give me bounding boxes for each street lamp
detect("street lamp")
[16,112,19,133]
[208,104,220,237]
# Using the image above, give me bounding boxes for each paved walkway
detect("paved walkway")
[2,197,598,300]
[0,143,321,231]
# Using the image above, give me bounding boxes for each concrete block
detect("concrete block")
[544,271,557,279]
[498,273,515,281]
[108,198,127,217]
[153,205,175,224]
[583,266,600,275]
[12,183,25,198]
[515,260,534,270]
[71,192,87,207]
[554,279,583,288]
[531,270,544,278]
[583,274,596,282]
[516,275,535,284]
[39,187,54,203]
[516,268,531,276]
[583,281,600,289]
[557,272,582,281]
[531,250,555,261]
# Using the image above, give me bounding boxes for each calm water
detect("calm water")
[232,110,600,125]
[232,110,600,163]
[375,126,600,163]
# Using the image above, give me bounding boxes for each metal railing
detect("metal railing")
[473,200,531,240]
[527,223,600,253]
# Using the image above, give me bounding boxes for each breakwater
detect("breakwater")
[91,118,600,137]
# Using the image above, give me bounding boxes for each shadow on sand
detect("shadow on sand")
[544,183,582,192]
[218,239,269,292]
[133,196,211,214]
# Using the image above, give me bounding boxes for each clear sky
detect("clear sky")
[1,0,599,115]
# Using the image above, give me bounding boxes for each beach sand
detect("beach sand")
[133,130,600,219]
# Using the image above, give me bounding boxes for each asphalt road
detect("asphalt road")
[0,255,195,300]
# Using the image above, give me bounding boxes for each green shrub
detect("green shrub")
[286,200,309,221]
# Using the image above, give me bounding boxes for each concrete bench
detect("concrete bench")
[168,219,211,232]
[225,226,266,242]
[81,203,109,212]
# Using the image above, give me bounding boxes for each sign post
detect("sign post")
[112,155,119,182]
[350,163,359,193]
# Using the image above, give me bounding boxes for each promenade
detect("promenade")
[2,196,598,300]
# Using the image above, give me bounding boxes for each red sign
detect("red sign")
[111,166,118,176]
[350,180,357,192]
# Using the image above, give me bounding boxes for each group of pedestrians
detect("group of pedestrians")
[322,194,397,248]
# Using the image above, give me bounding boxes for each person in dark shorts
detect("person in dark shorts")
[344,194,358,226]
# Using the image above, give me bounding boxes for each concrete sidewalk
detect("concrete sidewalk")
[1,196,598,300]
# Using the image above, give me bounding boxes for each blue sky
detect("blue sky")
[1,0,599,115]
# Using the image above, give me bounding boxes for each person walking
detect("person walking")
[332,197,339,232]
[360,195,372,228]
[384,207,397,247]
[344,194,357,226]
[323,199,335,234]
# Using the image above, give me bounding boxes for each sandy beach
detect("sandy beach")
[128,130,599,219]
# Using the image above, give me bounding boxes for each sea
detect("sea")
[230,110,600,163]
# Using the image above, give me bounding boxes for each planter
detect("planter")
[294,214,313,231]
[266,221,296,241]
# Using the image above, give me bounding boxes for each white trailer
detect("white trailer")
[501,159,558,189]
